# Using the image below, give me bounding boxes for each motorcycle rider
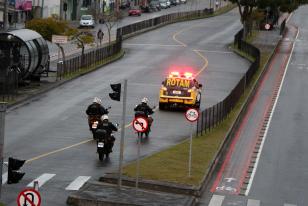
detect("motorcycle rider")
[95,115,118,153]
[134,97,154,130]
[86,97,109,130]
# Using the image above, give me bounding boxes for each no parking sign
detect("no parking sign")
[17,188,41,206]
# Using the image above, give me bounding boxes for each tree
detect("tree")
[229,0,301,37]
[104,13,121,45]
[26,16,94,70]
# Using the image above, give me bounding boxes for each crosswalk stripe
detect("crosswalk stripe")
[2,172,7,185]
[65,176,91,191]
[27,173,56,188]
[247,199,260,206]
[208,195,224,206]
[284,204,297,206]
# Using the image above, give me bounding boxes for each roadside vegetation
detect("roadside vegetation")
[122,31,274,186]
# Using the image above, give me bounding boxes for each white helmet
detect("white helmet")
[141,97,148,104]
[101,115,109,121]
[93,97,102,105]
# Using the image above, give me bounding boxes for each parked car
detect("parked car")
[180,0,186,4]
[80,15,95,28]
[170,0,178,6]
[159,0,169,9]
[166,0,171,7]
[151,0,161,11]
[128,6,142,16]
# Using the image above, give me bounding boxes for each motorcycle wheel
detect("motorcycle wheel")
[98,152,104,161]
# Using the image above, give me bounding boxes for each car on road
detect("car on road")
[159,0,170,9]
[150,0,161,11]
[159,71,202,110]
[180,0,187,4]
[128,6,142,16]
[170,0,178,6]
[80,15,95,28]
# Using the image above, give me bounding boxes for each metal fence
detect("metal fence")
[56,38,122,80]
[196,29,260,136]
[116,8,214,39]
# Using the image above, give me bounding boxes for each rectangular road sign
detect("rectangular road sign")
[52,35,68,44]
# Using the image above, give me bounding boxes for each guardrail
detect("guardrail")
[56,38,122,80]
[196,29,260,136]
[116,8,214,40]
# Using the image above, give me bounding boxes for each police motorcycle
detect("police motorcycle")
[90,106,111,139]
[93,121,118,161]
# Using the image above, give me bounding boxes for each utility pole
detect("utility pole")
[0,102,7,198]
[3,0,8,30]
[41,0,45,18]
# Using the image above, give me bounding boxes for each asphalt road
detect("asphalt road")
[200,5,308,206]
[1,8,248,206]
[48,0,229,61]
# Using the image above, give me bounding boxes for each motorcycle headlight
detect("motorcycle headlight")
[188,89,192,92]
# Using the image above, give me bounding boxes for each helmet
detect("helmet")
[141,97,148,104]
[93,97,102,105]
[101,115,109,121]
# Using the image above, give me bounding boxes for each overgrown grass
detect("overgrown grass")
[122,37,273,186]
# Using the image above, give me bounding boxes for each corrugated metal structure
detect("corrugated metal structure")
[0,29,49,80]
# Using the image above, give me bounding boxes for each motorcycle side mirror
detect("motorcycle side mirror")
[162,81,164,84]
[115,123,119,127]
[199,84,203,88]
[107,106,111,109]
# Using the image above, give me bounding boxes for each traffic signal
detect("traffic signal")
[109,83,121,101]
[63,2,68,11]
[7,157,26,184]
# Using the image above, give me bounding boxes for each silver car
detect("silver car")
[80,15,95,28]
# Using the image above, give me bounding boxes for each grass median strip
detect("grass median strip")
[122,35,273,187]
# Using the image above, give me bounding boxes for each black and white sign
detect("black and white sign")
[17,188,41,206]
[185,108,199,122]
[133,117,148,133]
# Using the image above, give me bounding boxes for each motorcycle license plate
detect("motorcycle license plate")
[97,142,104,148]
[173,90,181,95]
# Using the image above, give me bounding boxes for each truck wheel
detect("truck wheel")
[159,103,166,110]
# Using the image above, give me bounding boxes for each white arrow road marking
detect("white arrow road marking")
[2,172,7,185]
[65,176,91,191]
[208,195,224,206]
[247,199,260,206]
[27,173,56,188]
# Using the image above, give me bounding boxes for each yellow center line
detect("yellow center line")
[193,49,209,76]
[172,25,209,76]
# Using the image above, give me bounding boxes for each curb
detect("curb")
[67,181,197,206]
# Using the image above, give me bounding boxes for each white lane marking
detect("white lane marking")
[2,172,7,185]
[65,176,91,191]
[194,49,233,54]
[245,28,300,196]
[284,204,297,206]
[123,43,183,47]
[27,173,56,188]
[208,195,224,206]
[247,199,260,206]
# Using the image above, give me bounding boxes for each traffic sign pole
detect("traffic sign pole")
[132,116,149,189]
[188,122,193,177]
[0,102,7,198]
[118,79,127,189]
[185,108,199,177]
[136,134,141,189]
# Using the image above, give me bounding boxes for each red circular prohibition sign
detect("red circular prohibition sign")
[17,188,41,206]
[132,117,148,133]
